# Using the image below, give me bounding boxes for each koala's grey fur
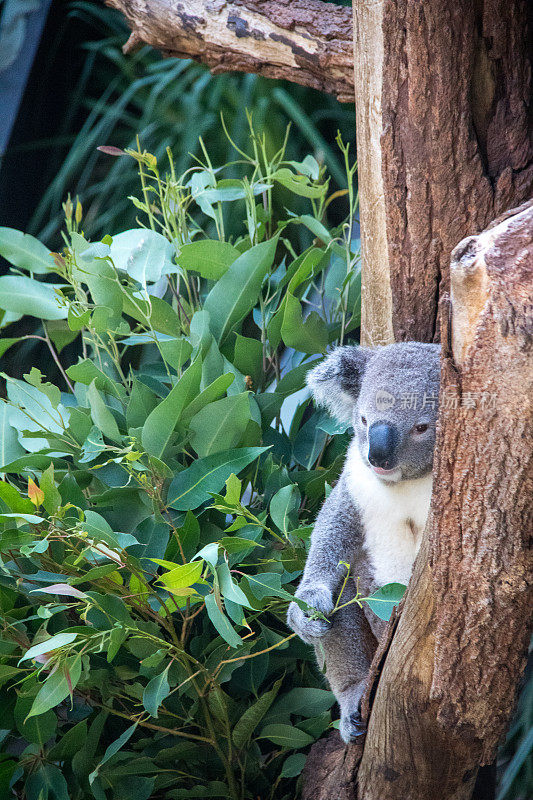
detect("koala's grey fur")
[287,342,440,743]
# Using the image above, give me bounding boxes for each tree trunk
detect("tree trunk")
[303,201,533,800]
[105,0,355,102]
[354,0,533,344]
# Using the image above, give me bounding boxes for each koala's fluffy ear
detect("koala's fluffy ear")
[307,346,373,422]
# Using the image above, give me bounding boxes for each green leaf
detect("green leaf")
[156,560,204,592]
[67,358,123,398]
[257,723,314,748]
[0,480,34,513]
[25,764,70,800]
[48,720,88,760]
[14,695,57,745]
[281,292,328,354]
[224,473,241,504]
[293,414,328,469]
[0,337,20,359]
[181,373,235,426]
[0,664,23,688]
[0,511,45,524]
[204,593,243,648]
[143,664,171,718]
[28,657,82,718]
[0,758,17,797]
[280,753,307,778]
[79,425,106,463]
[142,358,202,457]
[232,679,282,749]
[126,379,158,430]
[275,358,321,398]
[233,334,264,388]
[284,214,332,244]
[271,168,326,198]
[216,562,253,608]
[20,632,78,663]
[0,275,66,320]
[83,509,137,550]
[364,583,407,621]
[271,688,335,718]
[160,337,193,371]
[178,240,240,280]
[270,484,301,533]
[122,292,182,337]
[89,722,139,783]
[167,447,268,511]
[190,392,251,457]
[39,464,62,515]
[243,573,301,604]
[110,229,174,284]
[87,380,122,443]
[0,227,56,273]
[204,237,278,343]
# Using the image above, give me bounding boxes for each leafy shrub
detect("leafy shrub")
[0,125,404,800]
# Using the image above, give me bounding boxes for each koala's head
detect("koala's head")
[307,342,441,482]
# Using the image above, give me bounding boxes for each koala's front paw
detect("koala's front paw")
[287,584,334,644]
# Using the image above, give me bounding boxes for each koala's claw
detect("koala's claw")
[340,710,367,743]
[287,584,334,644]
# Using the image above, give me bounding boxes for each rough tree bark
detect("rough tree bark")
[105,0,355,102]
[303,202,533,800]
[360,0,533,344]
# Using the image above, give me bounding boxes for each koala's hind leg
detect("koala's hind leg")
[315,582,378,743]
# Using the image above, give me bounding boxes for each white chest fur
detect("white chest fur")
[345,444,433,586]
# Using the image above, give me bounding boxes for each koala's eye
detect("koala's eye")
[414,423,429,434]
[361,416,367,426]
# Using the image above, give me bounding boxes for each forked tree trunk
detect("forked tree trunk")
[303,202,533,800]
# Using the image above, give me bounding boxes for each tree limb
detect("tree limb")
[105,0,355,102]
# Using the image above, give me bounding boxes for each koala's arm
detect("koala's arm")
[299,474,361,595]
[287,475,364,642]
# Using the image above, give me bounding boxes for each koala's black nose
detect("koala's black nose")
[368,423,399,469]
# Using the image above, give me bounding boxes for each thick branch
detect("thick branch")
[105,0,355,102]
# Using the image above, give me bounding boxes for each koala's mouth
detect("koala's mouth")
[370,465,402,481]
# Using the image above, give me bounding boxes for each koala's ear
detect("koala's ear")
[307,346,373,422]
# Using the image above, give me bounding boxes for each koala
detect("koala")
[287,342,440,743]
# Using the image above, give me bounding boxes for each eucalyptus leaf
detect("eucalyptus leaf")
[0,275,66,319]
[364,583,406,621]
[110,229,174,284]
[0,227,56,274]
[143,664,171,718]
[189,392,251,457]
[167,447,268,511]
[204,237,278,343]
[178,240,240,280]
